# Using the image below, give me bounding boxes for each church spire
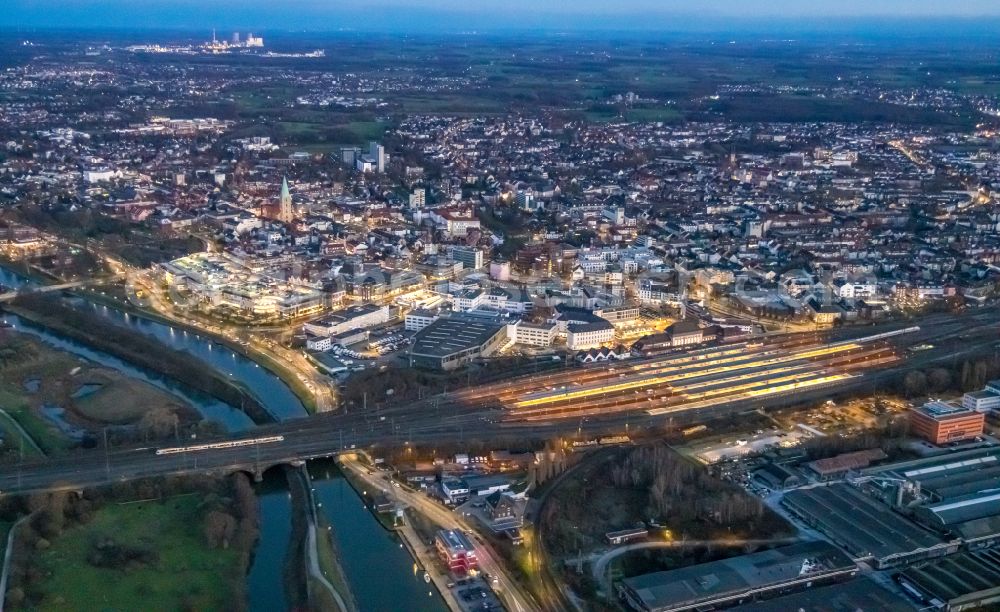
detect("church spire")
[278,176,293,223]
[280,176,291,204]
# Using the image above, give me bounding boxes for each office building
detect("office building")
[405,309,439,332]
[434,529,478,575]
[961,379,1000,412]
[509,320,557,347]
[451,246,484,270]
[369,141,386,173]
[566,320,615,350]
[909,401,984,445]
[341,146,361,166]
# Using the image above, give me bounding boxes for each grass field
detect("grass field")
[72,374,187,424]
[583,106,682,123]
[0,520,11,560]
[0,387,69,454]
[276,119,389,147]
[0,405,45,458]
[32,496,241,612]
[207,38,1000,129]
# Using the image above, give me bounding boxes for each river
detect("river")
[1,265,443,611]
[1,268,253,430]
[2,312,255,431]
[1,265,308,425]
[248,471,295,612]
[78,300,307,422]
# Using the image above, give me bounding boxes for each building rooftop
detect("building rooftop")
[806,448,887,476]
[314,303,384,323]
[783,483,944,562]
[436,529,476,556]
[667,319,703,335]
[409,315,506,358]
[918,490,1000,528]
[567,320,615,334]
[913,401,978,420]
[899,550,1000,608]
[733,577,914,612]
[620,541,854,611]
[864,447,1000,482]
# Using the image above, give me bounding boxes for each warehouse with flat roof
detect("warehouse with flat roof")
[863,448,1000,547]
[407,313,508,370]
[733,576,914,612]
[897,549,1000,611]
[782,483,956,568]
[617,541,856,612]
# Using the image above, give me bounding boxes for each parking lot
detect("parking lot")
[449,576,503,612]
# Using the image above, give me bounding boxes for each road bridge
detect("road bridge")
[0,274,124,302]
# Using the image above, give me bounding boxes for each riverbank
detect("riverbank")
[283,466,311,610]
[397,516,464,612]
[0,261,315,418]
[80,287,320,414]
[308,460,447,612]
[298,467,358,612]
[335,456,400,532]
[313,516,356,611]
[4,294,276,426]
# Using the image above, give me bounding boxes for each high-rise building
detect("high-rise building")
[516,190,536,210]
[341,146,361,166]
[369,141,386,173]
[232,32,240,44]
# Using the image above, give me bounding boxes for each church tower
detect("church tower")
[278,176,293,223]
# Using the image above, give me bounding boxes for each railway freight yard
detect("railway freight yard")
[453,328,919,423]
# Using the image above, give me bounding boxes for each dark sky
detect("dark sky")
[4,0,1000,32]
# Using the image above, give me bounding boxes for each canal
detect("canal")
[309,461,448,612]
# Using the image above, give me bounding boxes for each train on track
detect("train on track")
[155,435,285,455]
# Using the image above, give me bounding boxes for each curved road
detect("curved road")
[591,537,803,598]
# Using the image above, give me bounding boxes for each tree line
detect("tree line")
[897,354,1000,398]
